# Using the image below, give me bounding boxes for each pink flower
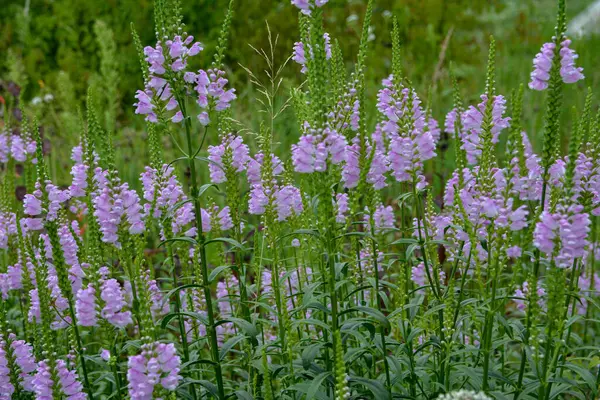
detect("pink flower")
[75,284,98,327]
[559,39,584,84]
[529,42,555,91]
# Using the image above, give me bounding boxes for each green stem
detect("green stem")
[166,238,197,400]
[412,181,445,389]
[514,170,550,400]
[543,259,581,400]
[370,238,391,393]
[67,300,95,400]
[481,249,501,393]
[180,102,226,400]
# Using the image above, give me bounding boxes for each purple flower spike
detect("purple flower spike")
[75,284,98,327]
[559,39,584,84]
[529,42,555,91]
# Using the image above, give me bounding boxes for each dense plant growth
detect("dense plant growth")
[0,0,598,399]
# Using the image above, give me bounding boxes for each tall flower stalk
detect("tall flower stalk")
[0,0,598,399]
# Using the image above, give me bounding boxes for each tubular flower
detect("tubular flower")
[559,39,584,83]
[0,131,36,163]
[529,38,584,90]
[291,134,317,173]
[69,163,89,198]
[274,185,304,221]
[0,340,14,398]
[513,280,546,313]
[22,182,70,233]
[508,132,543,201]
[365,204,395,233]
[444,108,459,134]
[58,223,84,293]
[529,42,555,91]
[194,69,236,120]
[341,142,360,188]
[377,78,437,185]
[217,206,234,231]
[426,114,441,142]
[56,359,86,400]
[291,81,357,175]
[246,153,284,186]
[9,335,37,392]
[248,184,269,215]
[75,284,98,327]
[411,262,445,290]
[335,193,349,223]
[291,33,332,73]
[141,165,198,236]
[127,342,181,399]
[135,34,235,124]
[93,182,145,245]
[367,128,390,190]
[461,94,510,165]
[146,275,169,320]
[572,152,600,215]
[32,360,54,399]
[207,134,250,184]
[99,267,133,328]
[135,36,201,122]
[533,203,591,268]
[0,210,17,250]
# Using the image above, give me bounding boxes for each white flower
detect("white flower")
[437,391,492,400]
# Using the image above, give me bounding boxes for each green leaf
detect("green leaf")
[292,318,331,333]
[454,365,482,390]
[164,283,205,301]
[160,312,208,329]
[234,390,254,400]
[198,183,219,198]
[286,382,329,400]
[222,317,259,337]
[188,380,219,398]
[336,231,370,240]
[306,372,331,400]
[209,265,233,283]
[301,342,328,370]
[278,229,322,243]
[205,237,246,251]
[181,359,216,370]
[219,334,246,361]
[390,238,418,245]
[563,363,597,392]
[305,302,331,315]
[349,377,391,400]
[396,192,413,204]
[426,239,452,247]
[158,236,197,248]
[340,306,390,330]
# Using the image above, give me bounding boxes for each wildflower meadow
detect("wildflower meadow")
[0,0,599,399]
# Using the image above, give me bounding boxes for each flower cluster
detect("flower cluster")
[134,36,235,125]
[529,38,584,90]
[127,341,181,399]
[437,391,492,400]
[377,77,437,187]
[533,203,591,268]
[290,0,329,16]
[0,129,36,163]
[292,33,332,74]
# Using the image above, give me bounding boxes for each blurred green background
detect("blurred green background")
[1,0,598,186]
